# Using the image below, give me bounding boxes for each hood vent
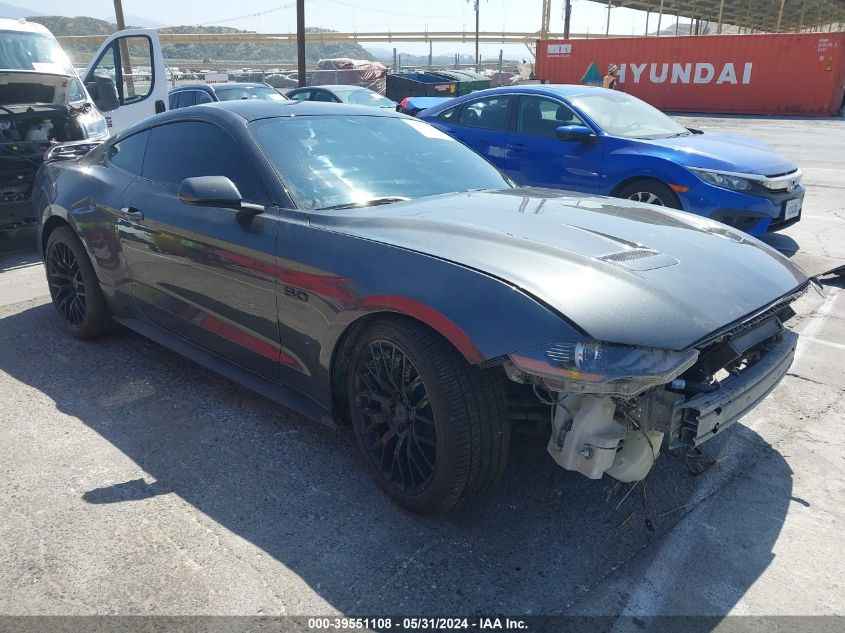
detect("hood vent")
[599,248,679,271]
[600,248,660,262]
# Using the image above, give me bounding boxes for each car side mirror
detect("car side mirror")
[85,75,120,112]
[178,176,264,214]
[556,125,597,143]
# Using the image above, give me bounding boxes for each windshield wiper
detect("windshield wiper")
[666,131,692,138]
[318,196,410,210]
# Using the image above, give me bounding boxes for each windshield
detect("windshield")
[215,85,287,101]
[0,30,75,75]
[570,92,689,139]
[250,115,510,210]
[335,88,395,108]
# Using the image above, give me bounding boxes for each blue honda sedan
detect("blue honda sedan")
[419,85,804,236]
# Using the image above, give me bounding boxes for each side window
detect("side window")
[457,96,511,131]
[108,130,149,175]
[311,90,336,103]
[517,96,583,137]
[67,78,86,104]
[176,91,196,109]
[436,105,460,122]
[195,91,214,104]
[142,122,266,203]
[168,92,178,109]
[88,35,154,104]
[289,90,311,101]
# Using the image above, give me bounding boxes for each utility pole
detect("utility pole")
[113,0,126,30]
[563,0,572,39]
[475,1,480,69]
[112,0,133,94]
[467,0,483,69]
[541,0,551,40]
[296,0,306,87]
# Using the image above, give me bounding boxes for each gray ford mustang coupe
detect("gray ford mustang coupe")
[33,101,808,513]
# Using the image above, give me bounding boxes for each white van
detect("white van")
[1,18,167,231]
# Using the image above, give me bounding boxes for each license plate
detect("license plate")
[784,198,801,220]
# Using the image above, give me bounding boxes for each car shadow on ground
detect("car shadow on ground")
[0,303,794,617]
[759,232,799,257]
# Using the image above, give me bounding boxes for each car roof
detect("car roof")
[213,82,273,90]
[0,17,52,35]
[210,99,404,120]
[290,85,378,92]
[170,82,272,93]
[114,101,407,141]
[444,84,611,101]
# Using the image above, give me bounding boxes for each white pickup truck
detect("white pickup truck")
[1,18,167,232]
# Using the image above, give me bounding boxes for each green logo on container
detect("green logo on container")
[582,62,603,86]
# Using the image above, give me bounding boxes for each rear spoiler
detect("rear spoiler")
[44,140,103,163]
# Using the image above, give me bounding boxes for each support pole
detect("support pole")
[657,0,664,35]
[717,0,725,34]
[112,0,133,94]
[296,0,306,87]
[799,0,808,32]
[563,0,572,39]
[776,0,786,33]
[428,40,432,68]
[474,0,480,69]
[541,0,551,40]
[606,0,612,36]
[645,3,651,36]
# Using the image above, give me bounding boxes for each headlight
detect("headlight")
[77,108,109,141]
[507,340,698,397]
[689,168,754,192]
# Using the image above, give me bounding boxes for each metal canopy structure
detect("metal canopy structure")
[615,0,845,33]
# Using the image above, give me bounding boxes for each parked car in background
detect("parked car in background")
[168,83,287,109]
[420,85,804,236]
[396,96,453,117]
[35,101,808,513]
[285,85,396,109]
[1,19,166,233]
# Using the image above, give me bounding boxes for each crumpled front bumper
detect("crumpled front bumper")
[670,330,798,448]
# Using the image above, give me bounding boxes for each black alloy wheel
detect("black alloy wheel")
[353,339,438,494]
[44,226,110,339]
[47,240,87,327]
[347,318,510,514]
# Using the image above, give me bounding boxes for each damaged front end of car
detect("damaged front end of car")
[499,284,808,483]
[1,74,108,232]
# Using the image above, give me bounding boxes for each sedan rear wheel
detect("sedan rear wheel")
[45,226,110,339]
[348,318,510,514]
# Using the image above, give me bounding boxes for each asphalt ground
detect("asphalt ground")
[0,115,843,622]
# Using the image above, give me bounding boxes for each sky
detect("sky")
[19,0,682,57]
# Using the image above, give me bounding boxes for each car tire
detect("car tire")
[617,179,682,209]
[44,225,110,340]
[347,318,510,514]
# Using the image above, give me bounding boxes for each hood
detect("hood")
[310,189,808,351]
[0,71,75,106]
[632,131,796,177]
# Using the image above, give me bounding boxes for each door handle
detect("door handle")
[119,206,144,221]
[508,143,527,152]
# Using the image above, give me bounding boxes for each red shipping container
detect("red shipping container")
[536,33,845,116]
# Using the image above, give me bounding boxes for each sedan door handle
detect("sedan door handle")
[119,206,144,221]
[508,143,527,152]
